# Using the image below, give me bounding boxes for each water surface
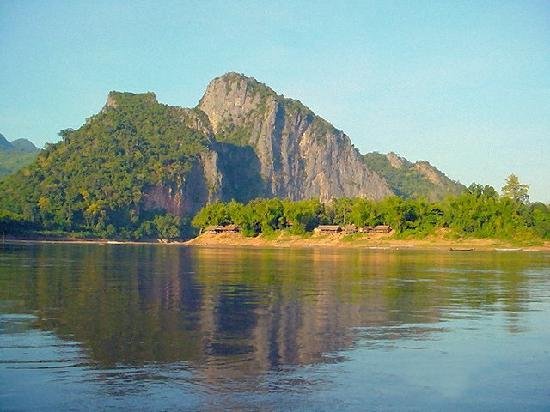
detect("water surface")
[1,243,549,410]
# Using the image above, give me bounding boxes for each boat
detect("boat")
[449,247,474,252]
[495,248,523,252]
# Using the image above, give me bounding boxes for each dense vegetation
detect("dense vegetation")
[0,93,209,239]
[192,182,549,242]
[363,152,464,200]
[0,151,39,176]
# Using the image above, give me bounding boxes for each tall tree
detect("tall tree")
[501,174,529,203]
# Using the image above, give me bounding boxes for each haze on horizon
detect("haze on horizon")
[1,1,549,202]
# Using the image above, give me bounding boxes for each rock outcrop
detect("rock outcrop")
[198,73,392,201]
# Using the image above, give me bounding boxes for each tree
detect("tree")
[153,214,181,240]
[501,174,529,203]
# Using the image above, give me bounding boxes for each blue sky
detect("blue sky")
[1,0,549,201]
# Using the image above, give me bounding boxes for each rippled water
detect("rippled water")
[1,243,549,410]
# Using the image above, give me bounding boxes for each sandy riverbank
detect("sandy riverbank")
[184,232,550,252]
[4,233,549,252]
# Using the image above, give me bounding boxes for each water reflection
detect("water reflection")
[1,244,548,376]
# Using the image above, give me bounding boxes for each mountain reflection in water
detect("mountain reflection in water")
[1,243,549,410]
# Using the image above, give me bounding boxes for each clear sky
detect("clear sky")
[1,0,549,201]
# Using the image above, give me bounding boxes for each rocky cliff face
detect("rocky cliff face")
[198,73,392,201]
[139,72,462,214]
[140,149,224,217]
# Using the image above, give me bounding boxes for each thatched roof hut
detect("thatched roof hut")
[219,224,240,233]
[373,225,392,233]
[343,224,358,234]
[203,224,240,234]
[204,226,223,234]
[315,225,342,233]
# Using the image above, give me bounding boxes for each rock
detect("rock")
[198,73,392,201]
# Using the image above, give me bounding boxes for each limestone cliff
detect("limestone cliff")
[198,72,392,201]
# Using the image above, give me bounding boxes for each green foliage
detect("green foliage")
[282,199,323,234]
[501,174,529,203]
[192,202,232,228]
[0,92,208,240]
[191,188,549,241]
[0,151,39,176]
[216,124,252,146]
[363,152,465,200]
[528,203,550,239]
[0,208,37,234]
[441,183,536,239]
[153,214,181,239]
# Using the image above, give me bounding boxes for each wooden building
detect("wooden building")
[315,225,342,234]
[219,224,240,233]
[203,225,240,234]
[372,225,392,233]
[343,224,358,234]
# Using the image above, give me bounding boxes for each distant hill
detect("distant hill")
[0,133,40,176]
[0,133,39,153]
[10,138,39,153]
[0,133,12,150]
[0,73,465,238]
[363,152,465,200]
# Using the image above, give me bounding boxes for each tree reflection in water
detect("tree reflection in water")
[0,243,544,385]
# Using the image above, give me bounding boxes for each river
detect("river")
[1,243,549,410]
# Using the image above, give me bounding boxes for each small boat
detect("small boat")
[449,247,474,252]
[495,248,523,252]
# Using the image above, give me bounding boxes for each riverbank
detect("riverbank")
[3,233,549,251]
[184,231,550,252]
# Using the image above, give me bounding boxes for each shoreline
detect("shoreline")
[184,232,550,252]
[4,233,548,252]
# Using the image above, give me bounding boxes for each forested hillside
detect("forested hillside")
[363,152,464,200]
[0,92,212,238]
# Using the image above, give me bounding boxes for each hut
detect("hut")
[315,225,342,234]
[203,226,223,234]
[373,225,392,233]
[359,226,374,233]
[219,224,240,233]
[202,224,240,234]
[343,224,358,234]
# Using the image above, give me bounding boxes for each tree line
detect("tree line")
[193,179,548,241]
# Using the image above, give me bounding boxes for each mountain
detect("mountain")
[10,138,39,153]
[0,133,39,153]
[198,73,391,201]
[0,133,40,176]
[0,73,463,237]
[363,152,465,200]
[0,133,13,150]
